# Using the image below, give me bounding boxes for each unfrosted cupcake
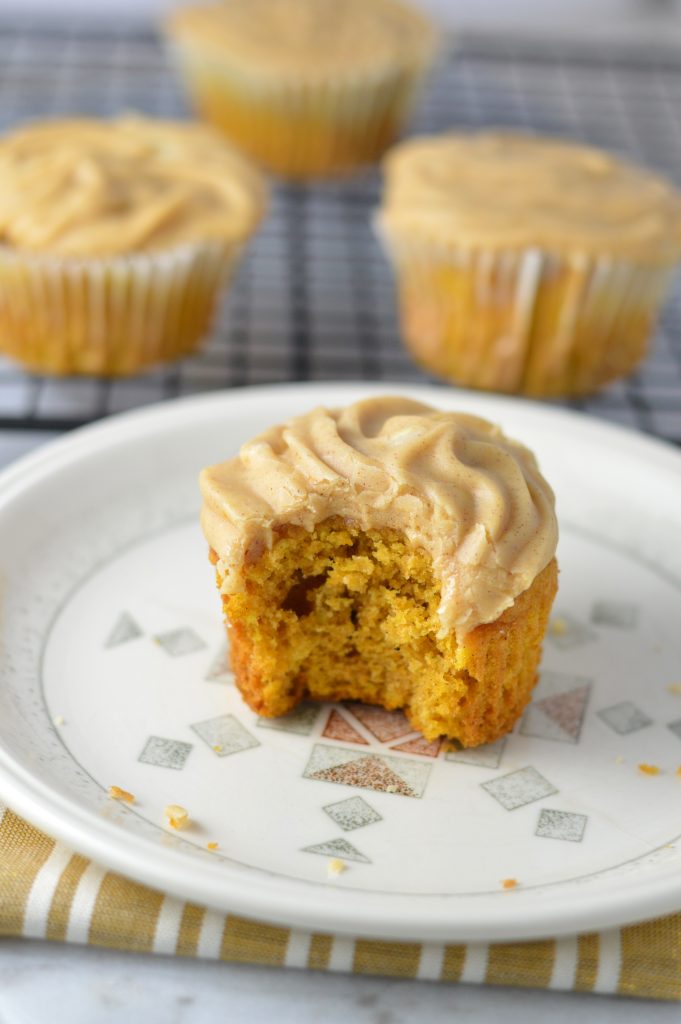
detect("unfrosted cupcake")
[376,132,681,397]
[200,396,558,748]
[166,0,437,180]
[0,116,266,376]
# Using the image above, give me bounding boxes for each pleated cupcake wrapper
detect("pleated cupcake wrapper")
[169,40,434,178]
[0,240,242,376]
[375,221,675,396]
[3,803,681,1001]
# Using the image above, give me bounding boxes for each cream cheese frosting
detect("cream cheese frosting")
[379,132,681,264]
[200,396,558,636]
[0,116,266,257]
[168,0,436,78]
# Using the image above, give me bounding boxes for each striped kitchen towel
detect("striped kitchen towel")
[1,804,679,1000]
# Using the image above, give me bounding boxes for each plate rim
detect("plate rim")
[2,380,681,942]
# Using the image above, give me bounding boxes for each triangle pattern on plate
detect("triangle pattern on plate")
[311,755,416,797]
[322,710,368,745]
[521,685,591,744]
[205,644,231,682]
[391,735,442,758]
[104,611,142,649]
[302,837,370,863]
[345,704,413,743]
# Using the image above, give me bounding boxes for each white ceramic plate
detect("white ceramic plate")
[3,381,681,943]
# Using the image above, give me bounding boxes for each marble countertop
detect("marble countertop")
[2,935,680,1024]
[0,427,679,1020]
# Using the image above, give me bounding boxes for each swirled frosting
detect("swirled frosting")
[379,132,681,263]
[200,396,558,636]
[168,0,436,77]
[0,116,266,257]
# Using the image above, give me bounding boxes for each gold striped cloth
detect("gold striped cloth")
[2,803,680,1000]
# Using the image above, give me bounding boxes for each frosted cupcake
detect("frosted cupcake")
[200,396,558,747]
[0,116,266,376]
[376,132,681,397]
[166,0,437,180]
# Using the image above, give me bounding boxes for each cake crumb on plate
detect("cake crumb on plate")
[327,858,346,877]
[108,785,135,804]
[165,804,189,829]
[501,878,518,890]
[638,763,660,776]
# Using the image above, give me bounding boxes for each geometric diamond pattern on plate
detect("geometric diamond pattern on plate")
[536,808,587,842]
[520,670,592,744]
[322,709,368,745]
[154,627,206,657]
[257,703,319,735]
[482,766,558,811]
[303,744,430,798]
[597,701,652,735]
[345,704,412,743]
[547,612,596,650]
[139,735,193,770]
[667,719,681,741]
[191,714,260,756]
[391,735,442,758]
[445,736,506,769]
[323,796,382,831]
[104,611,143,648]
[205,644,230,682]
[591,600,638,630]
[301,837,370,863]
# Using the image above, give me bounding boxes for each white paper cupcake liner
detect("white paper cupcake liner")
[375,221,675,396]
[0,240,243,376]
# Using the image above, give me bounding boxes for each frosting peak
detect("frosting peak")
[200,396,558,635]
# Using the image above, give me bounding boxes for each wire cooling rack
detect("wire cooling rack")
[0,22,680,440]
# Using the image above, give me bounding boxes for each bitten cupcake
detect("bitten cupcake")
[200,396,558,748]
[0,116,266,376]
[376,132,681,397]
[166,0,437,180]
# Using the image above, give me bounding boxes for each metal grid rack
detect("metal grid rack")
[0,22,680,440]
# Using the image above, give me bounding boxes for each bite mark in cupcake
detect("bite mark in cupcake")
[199,395,559,748]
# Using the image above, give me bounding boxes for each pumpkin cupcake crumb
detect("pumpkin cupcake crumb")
[108,785,135,804]
[165,804,190,829]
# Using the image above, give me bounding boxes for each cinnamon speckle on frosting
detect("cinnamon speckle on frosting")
[200,396,558,636]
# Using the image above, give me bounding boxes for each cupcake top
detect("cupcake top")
[167,0,436,78]
[379,132,681,263]
[200,395,558,636]
[0,116,266,257]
